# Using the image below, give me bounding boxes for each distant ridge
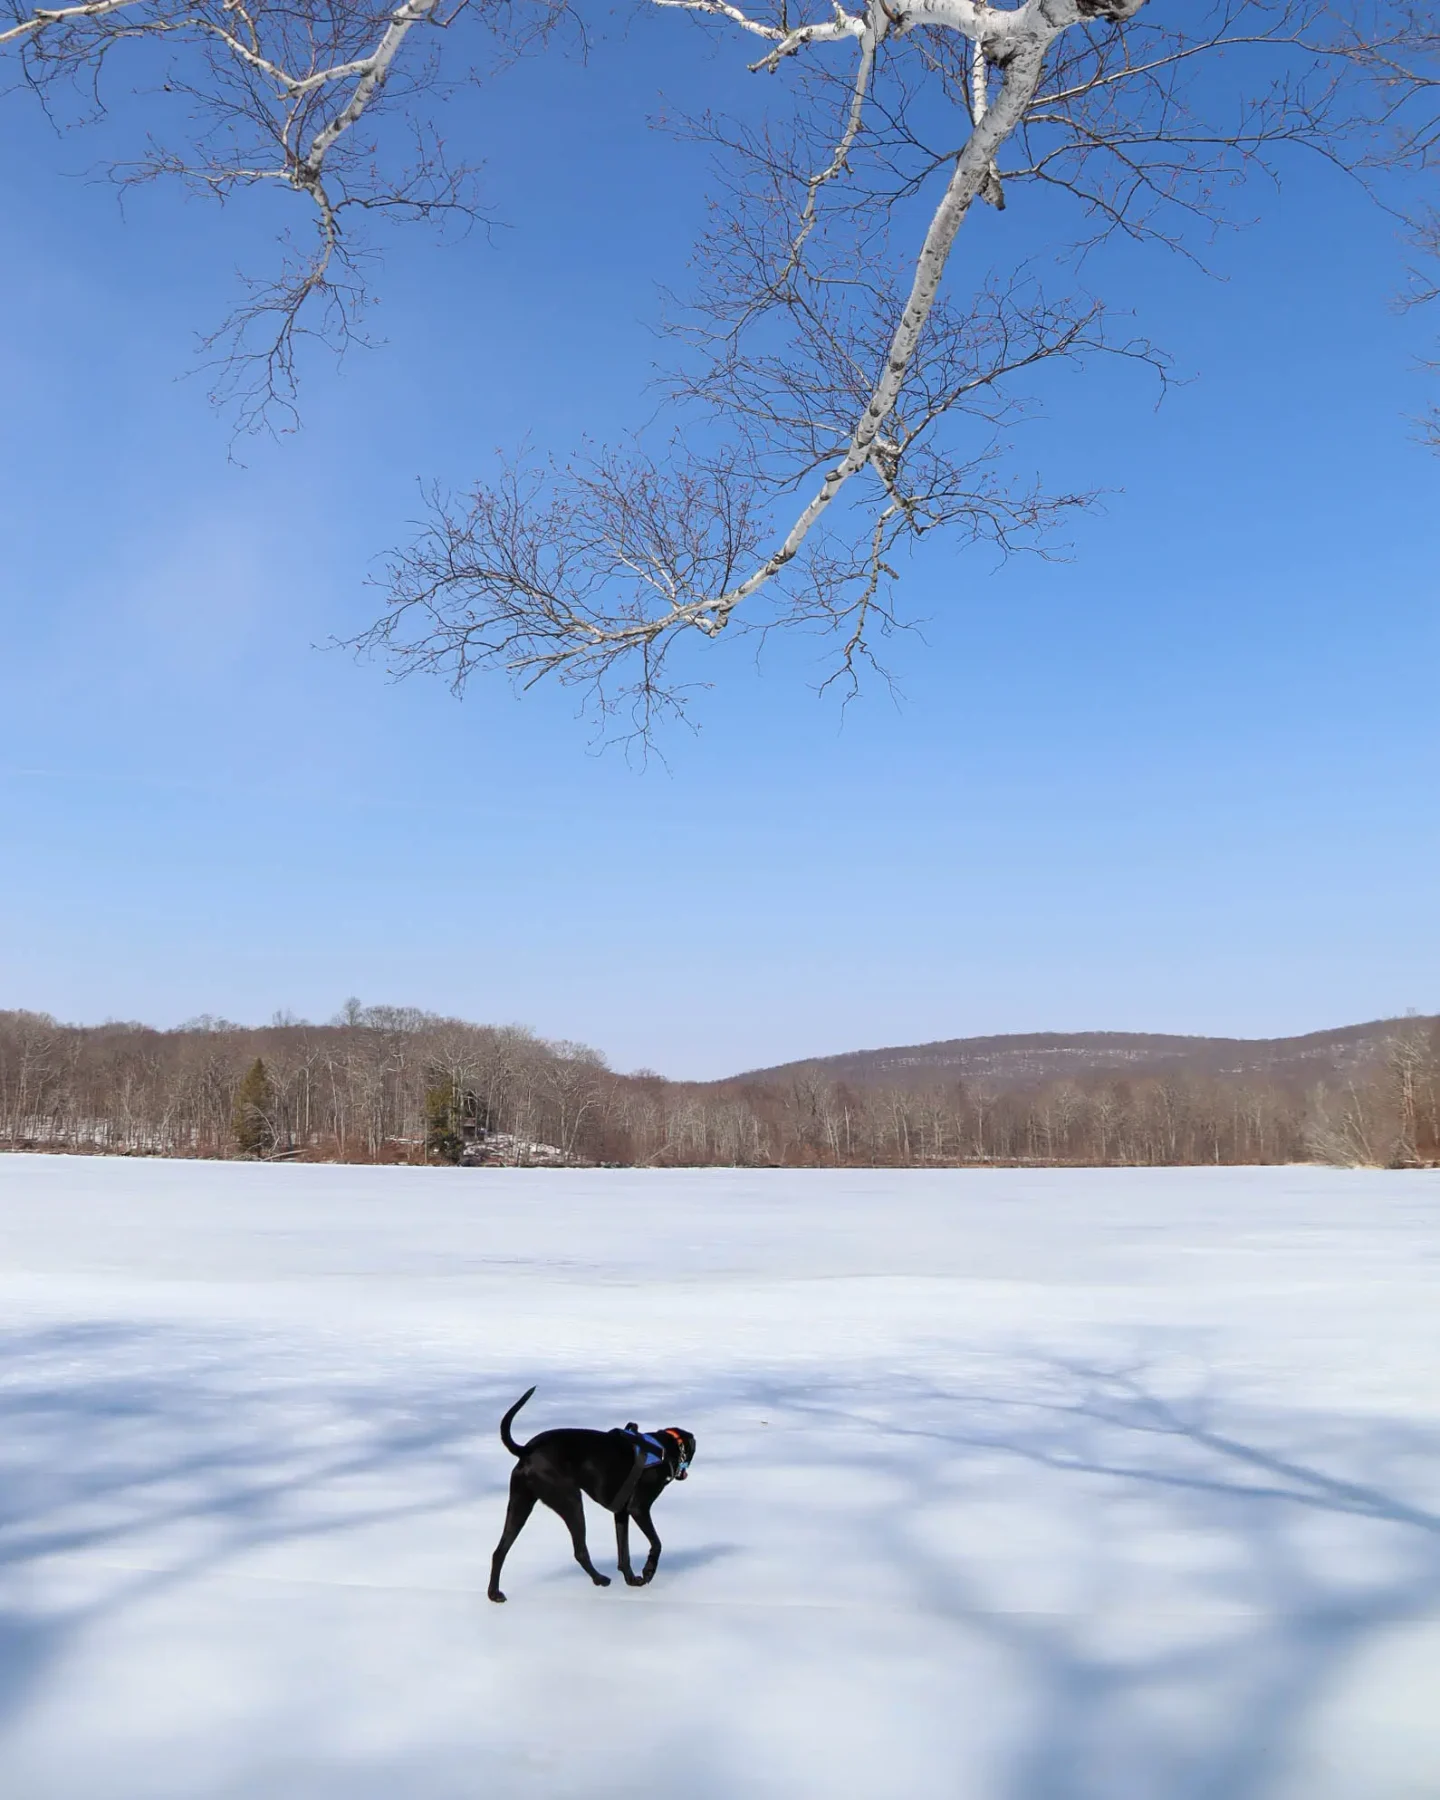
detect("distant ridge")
[724,1017,1438,1093]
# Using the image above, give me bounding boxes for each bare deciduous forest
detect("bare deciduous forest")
[3,1006,1437,1170]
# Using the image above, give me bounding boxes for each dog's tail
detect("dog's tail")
[499,1386,536,1457]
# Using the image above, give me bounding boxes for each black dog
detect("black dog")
[487,1387,696,1603]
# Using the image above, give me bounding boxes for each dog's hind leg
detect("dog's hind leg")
[629,1497,662,1585]
[615,1509,645,1586]
[488,1467,538,1603]
[540,1486,611,1588]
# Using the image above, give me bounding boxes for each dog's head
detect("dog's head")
[659,1427,696,1480]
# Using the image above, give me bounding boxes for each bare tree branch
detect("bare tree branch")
[356,0,1366,734]
[1,0,561,431]
[6,0,1430,732]
[1319,4,1440,443]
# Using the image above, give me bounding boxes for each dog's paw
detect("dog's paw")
[488,1591,507,1604]
[591,1573,612,1587]
[623,1572,646,1587]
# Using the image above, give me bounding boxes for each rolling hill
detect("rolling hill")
[726,1016,1438,1093]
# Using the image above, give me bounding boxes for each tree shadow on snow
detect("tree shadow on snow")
[744,1353,1440,1800]
[2,1322,1439,1800]
[0,1322,643,1746]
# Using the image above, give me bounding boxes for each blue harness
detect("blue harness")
[620,1427,689,1480]
[625,1430,669,1470]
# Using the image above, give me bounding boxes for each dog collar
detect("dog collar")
[659,1427,690,1474]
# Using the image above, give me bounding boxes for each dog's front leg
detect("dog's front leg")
[630,1498,662,1584]
[615,1509,645,1586]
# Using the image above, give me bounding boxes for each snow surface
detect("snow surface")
[0,1155,1438,1799]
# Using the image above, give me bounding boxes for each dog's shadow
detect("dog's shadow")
[649,1542,739,1576]
[538,1541,741,1585]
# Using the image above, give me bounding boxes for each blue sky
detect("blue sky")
[1,12,1436,1078]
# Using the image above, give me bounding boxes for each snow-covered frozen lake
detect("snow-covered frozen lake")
[0,1155,1437,1799]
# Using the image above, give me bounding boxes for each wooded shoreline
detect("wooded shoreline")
[5,1007,1437,1171]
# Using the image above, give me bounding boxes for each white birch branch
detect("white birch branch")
[296,1,441,183]
[585,0,1146,648]
[2,1,487,429]
[0,0,143,49]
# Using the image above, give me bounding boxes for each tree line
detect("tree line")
[2,1007,1437,1170]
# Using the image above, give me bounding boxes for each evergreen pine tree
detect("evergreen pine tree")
[233,1057,276,1158]
[424,1077,465,1164]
